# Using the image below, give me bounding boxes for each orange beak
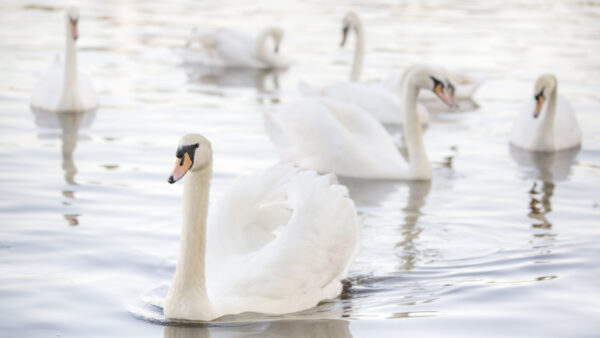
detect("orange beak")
[533,95,545,118]
[434,83,452,107]
[168,152,193,184]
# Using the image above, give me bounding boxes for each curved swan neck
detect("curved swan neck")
[402,82,431,179]
[535,82,557,151]
[350,22,364,82]
[60,19,81,111]
[166,164,214,318]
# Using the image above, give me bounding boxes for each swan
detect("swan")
[266,66,453,180]
[340,11,364,83]
[300,12,429,125]
[509,74,581,152]
[163,134,361,321]
[30,7,98,113]
[182,27,289,70]
[334,11,482,103]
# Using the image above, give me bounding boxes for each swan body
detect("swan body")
[182,27,289,69]
[266,66,453,180]
[300,81,429,125]
[163,134,360,321]
[31,7,98,113]
[510,74,581,152]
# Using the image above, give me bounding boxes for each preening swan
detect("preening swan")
[163,134,360,321]
[30,7,98,113]
[266,66,454,180]
[182,27,289,70]
[509,74,581,152]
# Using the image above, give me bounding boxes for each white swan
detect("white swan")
[30,7,98,113]
[163,134,360,321]
[340,11,364,83]
[509,74,581,152]
[266,66,453,180]
[335,11,482,103]
[300,12,428,125]
[182,27,289,70]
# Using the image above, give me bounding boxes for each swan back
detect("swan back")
[264,98,407,178]
[183,27,289,69]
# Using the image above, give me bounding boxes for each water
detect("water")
[1,0,600,337]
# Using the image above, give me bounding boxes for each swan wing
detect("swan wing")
[553,95,582,150]
[319,82,405,124]
[207,165,360,315]
[31,61,63,112]
[264,98,407,178]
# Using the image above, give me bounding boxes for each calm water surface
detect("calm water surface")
[1,0,600,337]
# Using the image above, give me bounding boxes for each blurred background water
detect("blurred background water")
[1,0,600,337]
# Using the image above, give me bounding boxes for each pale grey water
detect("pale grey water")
[1,0,600,337]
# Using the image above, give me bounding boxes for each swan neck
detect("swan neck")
[350,23,364,82]
[166,165,213,314]
[61,22,80,112]
[402,83,430,179]
[535,85,557,150]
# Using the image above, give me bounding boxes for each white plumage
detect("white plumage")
[30,7,98,113]
[510,74,581,152]
[182,27,289,70]
[163,134,360,321]
[266,66,454,180]
[300,81,430,125]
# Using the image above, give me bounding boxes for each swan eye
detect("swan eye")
[176,143,200,163]
[534,88,545,101]
[430,76,444,91]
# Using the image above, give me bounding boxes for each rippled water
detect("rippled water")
[1,0,600,337]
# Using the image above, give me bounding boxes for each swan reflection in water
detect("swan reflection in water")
[338,177,431,271]
[32,108,96,225]
[164,319,351,338]
[509,144,580,230]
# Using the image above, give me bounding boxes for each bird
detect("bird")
[265,65,454,180]
[30,7,98,113]
[299,12,429,125]
[181,27,290,69]
[163,134,361,321]
[509,74,581,152]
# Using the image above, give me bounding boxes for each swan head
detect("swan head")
[341,11,360,47]
[66,7,79,41]
[406,66,454,107]
[532,74,557,118]
[168,134,213,184]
